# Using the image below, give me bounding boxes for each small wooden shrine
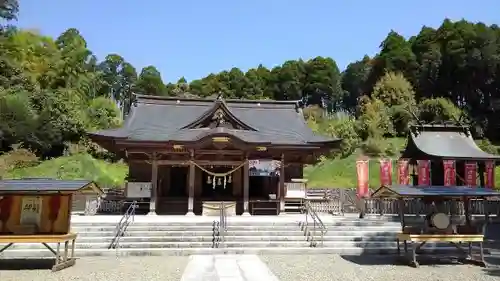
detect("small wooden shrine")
[400,124,500,187]
[0,179,103,271]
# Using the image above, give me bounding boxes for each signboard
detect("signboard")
[485,161,495,189]
[397,159,410,185]
[126,182,152,198]
[464,161,477,187]
[356,160,369,198]
[379,159,392,186]
[249,160,281,177]
[443,160,456,186]
[417,160,431,186]
[20,196,42,226]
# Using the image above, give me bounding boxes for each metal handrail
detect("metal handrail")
[212,220,220,248]
[302,200,327,247]
[108,201,138,249]
[219,201,227,248]
[211,201,228,248]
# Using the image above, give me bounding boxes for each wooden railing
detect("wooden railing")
[305,188,500,216]
[74,187,500,216]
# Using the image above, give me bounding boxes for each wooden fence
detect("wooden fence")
[308,188,500,216]
[74,187,500,216]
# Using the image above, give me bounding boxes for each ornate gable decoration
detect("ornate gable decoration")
[182,99,257,131]
[212,108,226,128]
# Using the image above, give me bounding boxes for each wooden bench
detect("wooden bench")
[0,233,77,272]
[396,233,486,268]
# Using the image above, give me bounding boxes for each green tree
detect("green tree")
[0,0,18,21]
[418,97,465,124]
[372,72,417,135]
[341,55,371,112]
[135,66,165,96]
[357,96,393,139]
[367,31,418,93]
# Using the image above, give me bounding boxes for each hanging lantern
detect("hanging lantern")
[223,176,227,189]
[217,177,222,185]
[212,176,216,190]
[228,175,232,183]
[207,176,212,184]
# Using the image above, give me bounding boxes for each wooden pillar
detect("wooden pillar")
[279,153,285,214]
[148,153,158,215]
[242,158,250,216]
[187,150,195,216]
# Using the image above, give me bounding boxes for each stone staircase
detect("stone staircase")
[0,215,489,258]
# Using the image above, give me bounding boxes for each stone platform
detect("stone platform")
[0,214,490,258]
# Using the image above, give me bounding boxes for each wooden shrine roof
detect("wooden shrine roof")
[0,179,103,195]
[89,95,340,148]
[372,184,500,199]
[400,124,500,161]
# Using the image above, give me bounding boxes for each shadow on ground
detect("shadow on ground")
[340,255,404,266]
[0,259,56,270]
[341,253,473,267]
[484,268,500,277]
[341,222,500,269]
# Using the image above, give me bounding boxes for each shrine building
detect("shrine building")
[401,124,500,186]
[89,95,340,215]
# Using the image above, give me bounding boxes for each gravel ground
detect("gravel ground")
[0,256,189,281]
[260,254,500,281]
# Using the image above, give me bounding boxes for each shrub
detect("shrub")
[476,139,499,154]
[361,138,387,157]
[385,141,398,156]
[418,97,465,124]
[324,115,361,158]
[0,148,40,178]
[357,97,393,139]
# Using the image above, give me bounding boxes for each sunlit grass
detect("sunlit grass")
[6,153,128,188]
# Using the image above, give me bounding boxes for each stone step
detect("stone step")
[71,225,401,232]
[71,220,401,227]
[77,230,307,237]
[0,246,489,258]
[75,230,399,237]
[0,241,397,249]
[1,241,483,250]
[70,235,399,243]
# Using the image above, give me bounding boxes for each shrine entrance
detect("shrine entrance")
[201,167,235,200]
[194,162,246,216]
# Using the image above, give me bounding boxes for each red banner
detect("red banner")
[464,161,477,187]
[356,160,369,198]
[485,161,495,189]
[397,159,410,185]
[443,160,456,186]
[417,160,431,186]
[379,159,392,186]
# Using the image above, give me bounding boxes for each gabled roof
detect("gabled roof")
[372,184,500,199]
[0,179,103,195]
[401,124,500,160]
[89,95,340,147]
[181,99,257,131]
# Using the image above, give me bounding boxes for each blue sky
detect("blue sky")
[17,0,499,83]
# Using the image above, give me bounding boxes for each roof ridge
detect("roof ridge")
[135,94,300,105]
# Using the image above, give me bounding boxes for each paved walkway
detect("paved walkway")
[180,255,280,281]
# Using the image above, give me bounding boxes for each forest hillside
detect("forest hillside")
[1,2,500,188]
